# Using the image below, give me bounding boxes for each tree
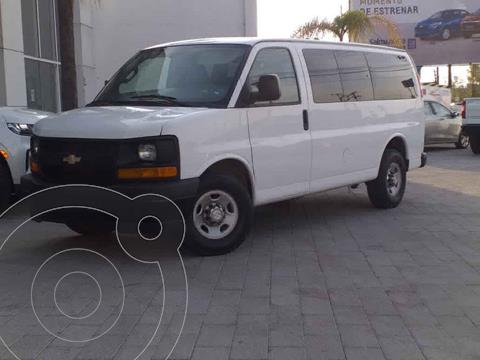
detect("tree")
[292,10,402,48]
[468,64,480,97]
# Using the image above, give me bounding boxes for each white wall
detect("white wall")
[75,0,257,106]
[0,0,27,107]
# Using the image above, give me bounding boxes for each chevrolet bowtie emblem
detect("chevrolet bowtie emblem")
[63,154,82,165]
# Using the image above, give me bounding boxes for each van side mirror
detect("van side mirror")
[451,111,460,118]
[256,74,281,102]
[239,74,282,107]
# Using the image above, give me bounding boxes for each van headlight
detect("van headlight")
[7,123,33,136]
[138,144,157,161]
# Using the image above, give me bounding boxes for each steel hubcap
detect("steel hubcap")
[193,190,239,240]
[386,163,402,197]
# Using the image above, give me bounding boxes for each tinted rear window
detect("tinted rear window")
[303,49,343,103]
[303,48,417,103]
[335,51,374,102]
[365,52,417,100]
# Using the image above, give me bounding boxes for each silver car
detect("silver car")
[424,100,469,148]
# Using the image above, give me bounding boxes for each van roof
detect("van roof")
[145,37,407,53]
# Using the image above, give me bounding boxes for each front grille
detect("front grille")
[37,138,119,185]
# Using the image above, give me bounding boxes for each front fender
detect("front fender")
[196,154,256,200]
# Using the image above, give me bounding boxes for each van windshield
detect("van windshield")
[90,44,250,108]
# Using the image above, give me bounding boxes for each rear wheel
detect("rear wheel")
[184,174,252,256]
[367,149,407,209]
[464,33,473,39]
[456,131,470,149]
[0,161,12,212]
[470,135,480,154]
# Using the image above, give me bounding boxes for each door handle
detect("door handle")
[303,110,309,131]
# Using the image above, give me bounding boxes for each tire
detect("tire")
[471,135,480,154]
[456,131,470,149]
[66,219,115,236]
[184,174,252,256]
[367,149,407,209]
[464,33,473,39]
[441,28,451,40]
[0,160,12,213]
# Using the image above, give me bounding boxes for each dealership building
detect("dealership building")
[0,0,257,113]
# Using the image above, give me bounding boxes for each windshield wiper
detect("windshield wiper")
[86,100,129,107]
[129,94,187,106]
[87,95,189,107]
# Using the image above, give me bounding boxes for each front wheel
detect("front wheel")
[441,28,451,40]
[456,131,470,149]
[367,149,407,209]
[184,175,252,256]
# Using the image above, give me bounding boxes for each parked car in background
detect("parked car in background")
[22,38,425,255]
[415,9,470,40]
[424,100,469,149]
[0,108,51,210]
[461,8,480,38]
[462,98,480,154]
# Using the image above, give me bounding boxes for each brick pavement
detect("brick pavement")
[0,146,480,359]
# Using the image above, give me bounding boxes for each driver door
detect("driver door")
[240,45,311,205]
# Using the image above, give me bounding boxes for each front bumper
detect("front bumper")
[21,174,199,201]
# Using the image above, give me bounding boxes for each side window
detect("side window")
[365,52,417,100]
[335,50,374,102]
[303,49,343,103]
[243,47,300,106]
[431,102,451,117]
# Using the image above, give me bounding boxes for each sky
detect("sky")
[257,0,349,39]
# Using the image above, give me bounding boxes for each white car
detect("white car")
[23,38,426,255]
[462,98,480,154]
[0,108,51,210]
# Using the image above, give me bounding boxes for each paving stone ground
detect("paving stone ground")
[1,146,480,359]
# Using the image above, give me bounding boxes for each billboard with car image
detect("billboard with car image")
[350,0,480,65]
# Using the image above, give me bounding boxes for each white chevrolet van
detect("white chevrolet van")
[23,38,426,255]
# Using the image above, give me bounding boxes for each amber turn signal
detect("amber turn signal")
[0,150,8,159]
[30,160,40,173]
[117,166,177,180]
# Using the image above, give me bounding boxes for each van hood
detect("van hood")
[34,106,208,139]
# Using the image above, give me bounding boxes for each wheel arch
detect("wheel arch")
[382,134,409,169]
[198,156,255,201]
